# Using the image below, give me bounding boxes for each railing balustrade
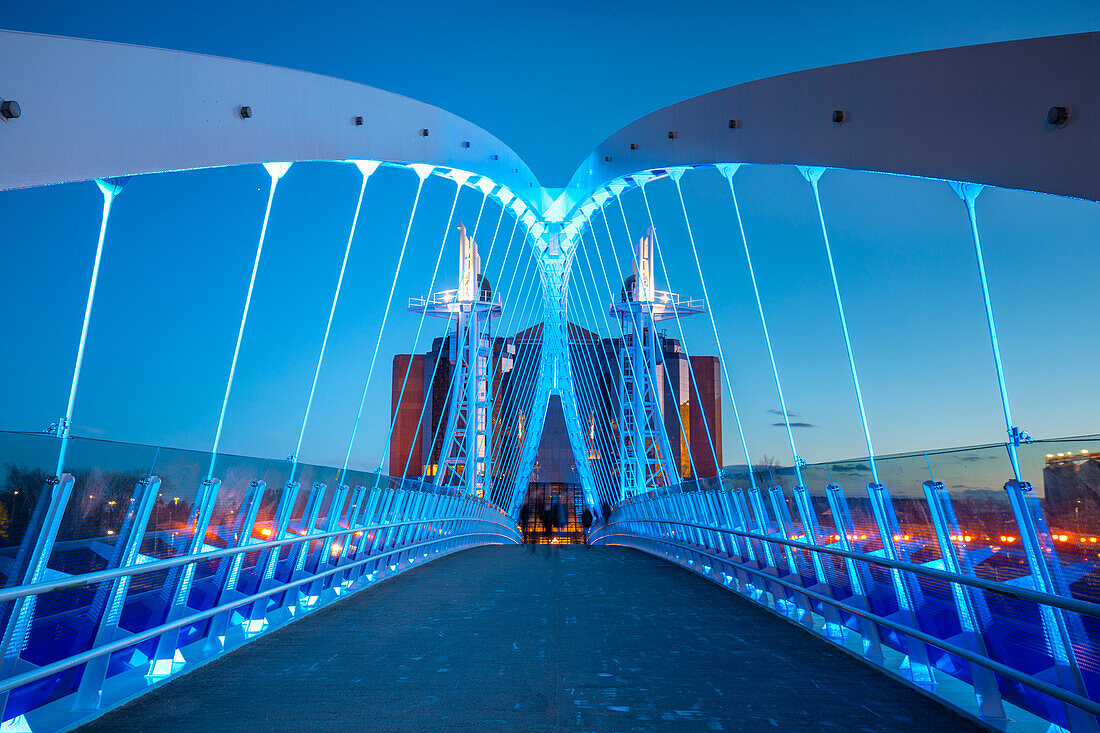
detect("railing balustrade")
[0,429,519,731]
[591,435,1100,732]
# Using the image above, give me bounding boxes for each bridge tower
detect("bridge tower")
[410,223,502,498]
[613,228,704,500]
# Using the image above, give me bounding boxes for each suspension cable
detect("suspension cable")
[55,178,123,477]
[207,163,290,481]
[802,167,879,485]
[340,165,431,485]
[720,167,799,487]
[639,179,715,480]
[289,161,378,484]
[375,177,462,475]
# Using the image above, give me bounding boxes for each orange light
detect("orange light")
[902,535,910,541]
[963,536,972,543]
[1059,534,1069,542]
[1007,536,1015,542]
[260,527,272,537]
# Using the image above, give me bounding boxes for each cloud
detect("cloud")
[767,408,799,418]
[771,421,816,428]
[831,462,872,473]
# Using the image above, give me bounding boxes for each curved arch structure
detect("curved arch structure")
[4,27,1100,514]
[0,30,541,207]
[553,31,1100,222]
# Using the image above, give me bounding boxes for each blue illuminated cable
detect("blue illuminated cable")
[952,182,1024,483]
[340,167,430,485]
[566,242,626,480]
[208,163,289,481]
[477,222,537,481]
[479,211,521,503]
[375,179,462,475]
[428,210,524,493]
[455,198,510,495]
[400,313,456,481]
[578,219,630,502]
[494,268,548,493]
[576,222,642,493]
[563,280,619,503]
[566,253,617,442]
[55,179,120,477]
[485,227,536,493]
[491,270,545,492]
[562,285,609,468]
[289,163,376,485]
[643,179,720,481]
[639,180,709,481]
[721,169,800,488]
[487,232,539,445]
[613,190,692,488]
[417,182,493,487]
[803,168,879,485]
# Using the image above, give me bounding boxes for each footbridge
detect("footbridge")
[1,29,1100,731]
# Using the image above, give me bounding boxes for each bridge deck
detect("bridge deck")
[81,546,977,732]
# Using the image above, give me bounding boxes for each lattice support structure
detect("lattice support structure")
[612,229,703,501]
[410,223,501,499]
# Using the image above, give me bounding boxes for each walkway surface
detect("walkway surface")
[81,545,978,732]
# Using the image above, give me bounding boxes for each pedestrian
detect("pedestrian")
[581,507,593,546]
[519,504,533,551]
[540,503,554,556]
[555,499,567,534]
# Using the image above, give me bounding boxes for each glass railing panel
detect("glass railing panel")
[48,436,159,572]
[0,431,65,562]
[1018,435,1100,605]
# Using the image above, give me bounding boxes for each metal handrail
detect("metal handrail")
[601,530,1100,718]
[0,514,520,605]
[0,528,515,695]
[592,516,1100,620]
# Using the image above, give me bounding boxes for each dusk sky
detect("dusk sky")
[2,1,1099,480]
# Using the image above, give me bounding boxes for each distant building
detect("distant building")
[388,321,722,509]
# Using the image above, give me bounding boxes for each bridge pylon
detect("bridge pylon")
[410,223,502,499]
[612,228,704,501]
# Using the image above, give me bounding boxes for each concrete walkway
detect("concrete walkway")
[81,545,978,732]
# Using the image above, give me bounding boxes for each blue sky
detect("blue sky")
[2,1,1099,477]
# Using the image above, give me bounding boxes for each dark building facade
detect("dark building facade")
[389,322,722,506]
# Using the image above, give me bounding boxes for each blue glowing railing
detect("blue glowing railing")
[591,435,1100,732]
[0,430,520,730]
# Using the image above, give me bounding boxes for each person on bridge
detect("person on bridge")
[581,507,593,546]
[541,502,554,556]
[518,504,534,552]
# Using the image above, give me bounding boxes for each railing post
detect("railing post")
[824,484,883,662]
[289,482,327,578]
[0,472,75,723]
[865,483,935,685]
[923,480,1006,721]
[1004,478,1097,731]
[73,476,161,710]
[204,480,265,650]
[149,477,221,677]
[791,486,846,639]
